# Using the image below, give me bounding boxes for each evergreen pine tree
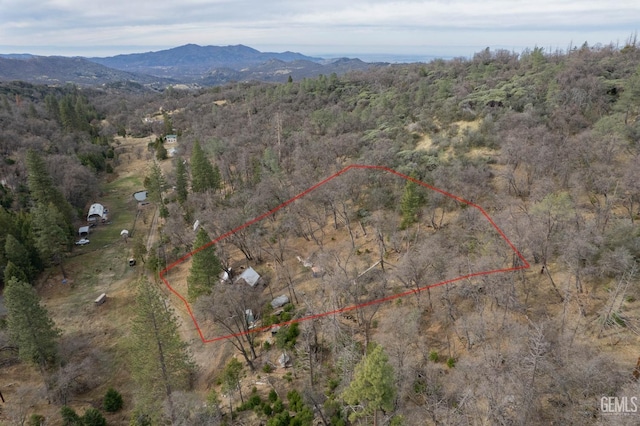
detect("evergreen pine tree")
[400,176,423,230]
[4,260,28,284]
[60,406,81,426]
[25,149,56,206]
[155,139,168,161]
[130,278,195,424]
[175,159,189,204]
[103,387,124,412]
[31,202,69,278]
[342,344,396,425]
[44,94,60,122]
[25,149,75,230]
[187,228,222,301]
[59,95,76,132]
[144,162,167,204]
[5,233,35,281]
[190,140,221,193]
[81,408,106,426]
[4,277,61,368]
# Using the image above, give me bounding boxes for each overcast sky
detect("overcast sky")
[1,0,638,60]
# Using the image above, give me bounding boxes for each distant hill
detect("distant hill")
[89,44,322,75]
[0,56,173,88]
[88,44,374,83]
[0,44,382,87]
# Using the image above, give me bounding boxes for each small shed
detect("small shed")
[236,267,261,287]
[165,134,177,144]
[78,226,90,237]
[95,293,107,305]
[87,203,107,222]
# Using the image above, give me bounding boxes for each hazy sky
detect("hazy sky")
[1,0,638,59]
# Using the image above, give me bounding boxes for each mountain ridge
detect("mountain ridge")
[0,44,377,88]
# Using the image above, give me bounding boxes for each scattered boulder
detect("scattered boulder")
[271,295,289,309]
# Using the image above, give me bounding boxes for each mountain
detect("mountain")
[0,44,383,88]
[0,53,36,60]
[88,44,325,80]
[0,55,173,88]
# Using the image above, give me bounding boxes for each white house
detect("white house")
[165,134,177,144]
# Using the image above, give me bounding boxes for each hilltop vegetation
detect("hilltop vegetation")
[1,40,640,424]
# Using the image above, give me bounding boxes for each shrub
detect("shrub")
[238,393,263,412]
[275,323,300,349]
[262,403,273,416]
[280,311,292,322]
[268,389,278,402]
[263,363,274,373]
[81,408,107,426]
[60,406,81,426]
[328,377,340,391]
[287,389,304,412]
[272,399,285,414]
[429,351,439,362]
[446,357,456,368]
[248,394,262,409]
[28,414,45,426]
[103,387,124,412]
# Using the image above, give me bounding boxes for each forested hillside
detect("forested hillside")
[1,40,640,425]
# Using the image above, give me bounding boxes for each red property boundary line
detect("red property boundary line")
[159,164,530,343]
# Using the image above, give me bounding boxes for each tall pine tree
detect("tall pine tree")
[342,344,396,426]
[187,228,222,301]
[130,278,195,424]
[32,202,70,278]
[144,161,168,218]
[25,149,75,231]
[145,162,167,204]
[174,158,189,204]
[4,277,61,369]
[190,140,221,193]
